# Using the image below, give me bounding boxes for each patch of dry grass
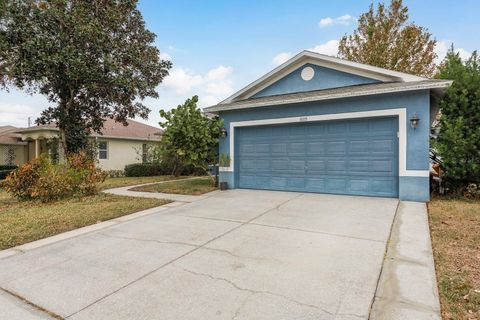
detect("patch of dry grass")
[0,190,169,250]
[428,197,480,320]
[130,177,216,195]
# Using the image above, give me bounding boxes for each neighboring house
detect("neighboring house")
[0,118,162,170]
[205,50,452,202]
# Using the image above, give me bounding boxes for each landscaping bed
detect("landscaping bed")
[0,190,169,250]
[129,177,216,195]
[428,197,480,320]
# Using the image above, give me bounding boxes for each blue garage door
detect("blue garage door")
[236,117,399,197]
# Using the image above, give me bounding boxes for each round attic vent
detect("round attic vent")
[301,66,314,81]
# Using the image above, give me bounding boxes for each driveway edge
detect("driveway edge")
[370,201,441,320]
[0,203,181,261]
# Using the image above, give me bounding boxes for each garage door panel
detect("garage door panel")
[305,178,325,191]
[350,179,370,192]
[326,178,347,193]
[372,139,395,153]
[371,160,394,173]
[326,141,346,154]
[237,117,398,197]
[349,140,370,153]
[271,143,287,154]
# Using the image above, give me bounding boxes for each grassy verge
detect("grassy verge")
[99,175,188,190]
[0,190,169,250]
[130,177,216,195]
[428,197,480,319]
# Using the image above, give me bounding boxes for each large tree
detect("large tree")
[159,96,222,181]
[434,48,480,191]
[338,0,436,77]
[0,0,171,158]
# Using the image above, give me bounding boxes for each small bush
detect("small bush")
[124,163,166,177]
[124,162,204,177]
[2,152,106,202]
[104,170,125,178]
[464,183,480,199]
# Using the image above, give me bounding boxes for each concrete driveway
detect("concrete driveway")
[0,190,399,320]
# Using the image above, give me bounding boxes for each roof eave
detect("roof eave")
[205,80,452,114]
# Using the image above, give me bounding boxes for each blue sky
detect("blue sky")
[1,0,478,127]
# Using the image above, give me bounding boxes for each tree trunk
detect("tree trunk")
[58,128,67,163]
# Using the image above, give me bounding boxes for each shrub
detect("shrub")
[434,49,480,191]
[124,162,204,177]
[124,163,166,177]
[104,170,125,178]
[2,152,106,202]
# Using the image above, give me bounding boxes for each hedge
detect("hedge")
[124,163,204,177]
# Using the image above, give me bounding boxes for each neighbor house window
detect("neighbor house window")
[98,141,108,159]
[142,144,148,163]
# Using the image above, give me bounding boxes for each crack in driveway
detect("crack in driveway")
[65,193,304,318]
[176,266,334,317]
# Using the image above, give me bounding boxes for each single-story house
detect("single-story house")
[205,51,452,202]
[0,118,162,170]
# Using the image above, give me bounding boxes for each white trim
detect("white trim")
[220,51,426,104]
[221,108,429,178]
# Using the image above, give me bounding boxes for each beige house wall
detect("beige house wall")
[0,144,27,166]
[1,138,157,171]
[97,138,156,171]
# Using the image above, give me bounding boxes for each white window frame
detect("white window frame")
[98,141,108,160]
[220,107,429,178]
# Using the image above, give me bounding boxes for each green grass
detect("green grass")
[130,177,217,195]
[428,197,480,320]
[0,189,170,250]
[99,175,188,190]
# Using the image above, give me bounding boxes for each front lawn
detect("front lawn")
[100,175,188,190]
[0,190,169,250]
[130,177,216,195]
[428,197,480,320]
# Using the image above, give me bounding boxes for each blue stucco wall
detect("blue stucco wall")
[218,90,431,202]
[252,63,380,98]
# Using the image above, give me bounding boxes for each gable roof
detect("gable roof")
[14,118,163,141]
[219,50,427,105]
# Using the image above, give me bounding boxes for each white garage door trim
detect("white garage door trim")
[221,108,429,178]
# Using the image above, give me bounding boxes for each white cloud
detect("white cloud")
[272,52,293,66]
[0,103,41,127]
[160,64,235,109]
[159,52,172,61]
[318,14,354,28]
[163,68,204,94]
[206,65,233,81]
[435,40,471,64]
[308,40,340,57]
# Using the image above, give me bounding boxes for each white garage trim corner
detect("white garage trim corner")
[219,108,429,178]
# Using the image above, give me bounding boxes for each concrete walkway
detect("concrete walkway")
[0,189,440,320]
[370,201,441,320]
[103,176,221,202]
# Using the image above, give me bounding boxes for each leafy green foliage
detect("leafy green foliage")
[159,96,222,177]
[338,0,436,77]
[0,0,171,156]
[219,153,230,167]
[434,48,480,191]
[124,163,202,177]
